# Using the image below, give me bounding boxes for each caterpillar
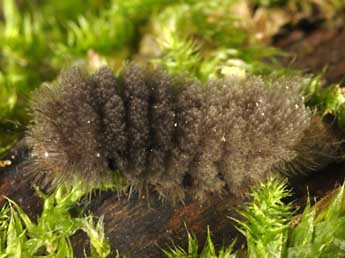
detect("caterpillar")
[26,64,339,202]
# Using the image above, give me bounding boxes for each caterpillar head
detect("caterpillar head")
[26,67,113,188]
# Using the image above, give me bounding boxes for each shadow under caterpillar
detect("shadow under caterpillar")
[26,64,340,202]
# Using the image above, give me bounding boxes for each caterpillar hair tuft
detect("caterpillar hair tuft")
[26,64,338,202]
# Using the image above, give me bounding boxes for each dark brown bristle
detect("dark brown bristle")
[141,69,176,194]
[91,67,127,172]
[27,67,111,187]
[218,76,311,196]
[156,76,204,201]
[26,64,338,202]
[118,64,151,190]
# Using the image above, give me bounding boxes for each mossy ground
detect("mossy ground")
[1,0,345,257]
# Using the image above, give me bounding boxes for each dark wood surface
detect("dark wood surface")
[1,141,345,257]
[275,26,345,84]
[0,142,245,257]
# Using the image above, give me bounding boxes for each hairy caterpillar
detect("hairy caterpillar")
[26,64,338,202]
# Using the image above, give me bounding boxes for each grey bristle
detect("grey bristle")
[26,64,338,202]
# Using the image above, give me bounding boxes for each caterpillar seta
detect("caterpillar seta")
[26,64,339,202]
